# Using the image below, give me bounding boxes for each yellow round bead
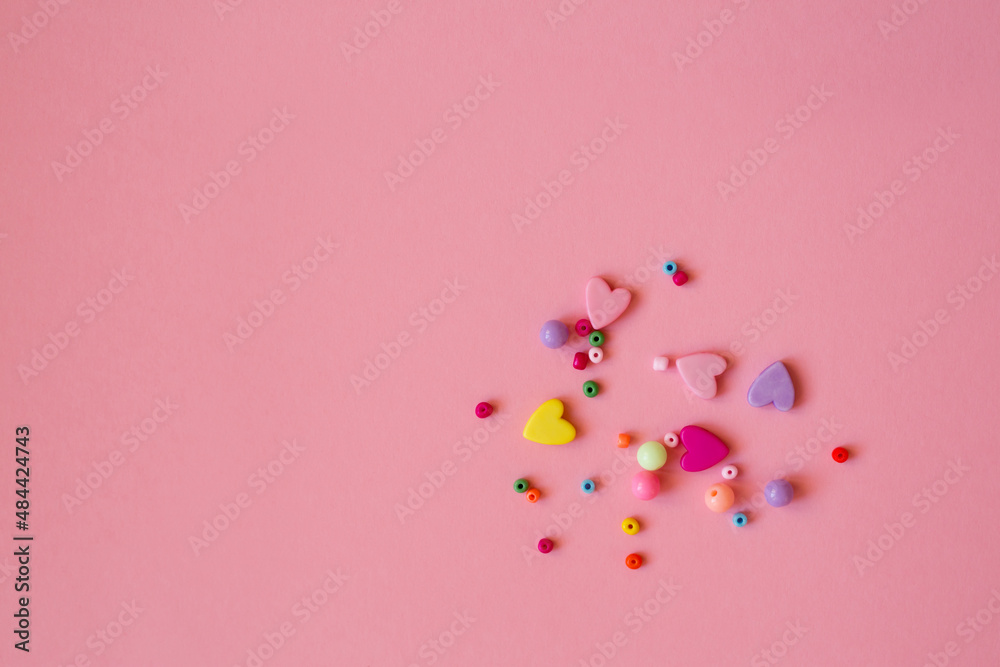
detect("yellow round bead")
[621,517,640,535]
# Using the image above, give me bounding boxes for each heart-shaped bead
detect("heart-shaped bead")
[747,361,795,411]
[585,277,631,330]
[678,425,729,472]
[675,353,727,399]
[522,399,576,445]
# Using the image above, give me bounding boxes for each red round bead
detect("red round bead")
[573,351,589,370]
[672,271,688,286]
[575,318,593,336]
[625,553,643,569]
[538,538,553,553]
[475,402,493,418]
[832,446,849,463]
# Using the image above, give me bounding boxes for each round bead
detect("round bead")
[617,433,630,448]
[662,261,678,275]
[672,271,688,286]
[732,512,748,527]
[663,432,679,448]
[581,479,596,494]
[637,441,668,471]
[705,483,735,513]
[513,478,529,493]
[526,488,541,503]
[631,470,660,500]
[573,351,589,370]
[582,381,599,398]
[832,446,849,463]
[764,479,793,507]
[721,465,738,480]
[537,538,553,553]
[539,320,569,349]
[588,331,605,347]
[625,553,643,569]
[575,318,593,336]
[475,402,493,419]
[621,517,640,535]
[588,347,604,363]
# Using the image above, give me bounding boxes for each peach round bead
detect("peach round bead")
[704,483,735,513]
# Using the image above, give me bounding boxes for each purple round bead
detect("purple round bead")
[539,320,569,349]
[764,479,794,507]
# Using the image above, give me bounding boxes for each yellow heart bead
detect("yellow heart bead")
[522,399,576,445]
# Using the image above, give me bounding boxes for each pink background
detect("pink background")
[3,1,1000,665]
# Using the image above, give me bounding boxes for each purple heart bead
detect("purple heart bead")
[678,425,729,472]
[747,361,795,411]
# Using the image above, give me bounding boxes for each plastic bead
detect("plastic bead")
[621,518,640,535]
[732,512,748,527]
[672,271,688,286]
[662,261,678,275]
[575,318,593,336]
[652,356,669,371]
[764,479,793,507]
[637,441,668,471]
[588,347,604,364]
[513,478,529,493]
[832,447,849,463]
[526,488,541,503]
[589,331,605,347]
[475,402,493,419]
[721,465,738,480]
[537,538,553,553]
[663,432,679,448]
[523,399,576,445]
[617,433,630,448]
[747,361,795,411]
[539,320,569,349]
[573,351,589,370]
[583,381,599,398]
[581,479,596,494]
[631,470,660,500]
[625,553,643,569]
[705,483,735,513]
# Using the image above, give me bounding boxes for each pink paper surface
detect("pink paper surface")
[3,1,1000,665]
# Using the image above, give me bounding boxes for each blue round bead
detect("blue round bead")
[732,512,747,527]
[764,480,794,507]
[539,320,569,349]
[662,261,678,275]
[581,479,595,494]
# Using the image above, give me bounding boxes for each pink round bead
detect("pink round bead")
[573,351,588,370]
[631,470,660,501]
[672,271,688,286]
[475,402,493,419]
[575,319,593,336]
[704,483,735,513]
[537,538,553,553]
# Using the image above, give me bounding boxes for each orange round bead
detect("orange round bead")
[617,433,630,448]
[526,488,540,503]
[625,553,643,569]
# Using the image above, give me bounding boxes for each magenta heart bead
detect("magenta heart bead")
[678,425,729,472]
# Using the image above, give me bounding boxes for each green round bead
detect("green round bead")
[582,381,599,398]
[588,331,605,347]
[514,478,529,493]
